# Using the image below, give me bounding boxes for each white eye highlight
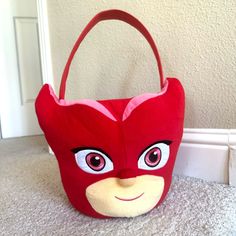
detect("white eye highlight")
[138,142,170,170]
[74,149,113,174]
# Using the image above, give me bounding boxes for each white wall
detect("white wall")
[47,0,236,129]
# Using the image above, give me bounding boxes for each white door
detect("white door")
[0,0,43,138]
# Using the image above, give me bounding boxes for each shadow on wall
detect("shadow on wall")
[94,57,141,99]
[94,48,160,100]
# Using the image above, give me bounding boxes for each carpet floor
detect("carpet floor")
[0,136,236,236]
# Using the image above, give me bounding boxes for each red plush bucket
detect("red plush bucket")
[35,9,185,218]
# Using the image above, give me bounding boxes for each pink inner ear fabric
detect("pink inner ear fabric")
[49,86,117,121]
[122,80,169,120]
[61,99,118,121]
[48,80,168,122]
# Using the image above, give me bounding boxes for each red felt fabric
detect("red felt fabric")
[35,9,185,218]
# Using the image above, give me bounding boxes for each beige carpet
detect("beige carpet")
[0,136,236,236]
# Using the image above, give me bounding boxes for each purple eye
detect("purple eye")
[138,142,171,170]
[74,149,113,174]
[86,153,105,171]
[144,147,161,167]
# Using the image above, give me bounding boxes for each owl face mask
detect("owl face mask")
[35,9,185,218]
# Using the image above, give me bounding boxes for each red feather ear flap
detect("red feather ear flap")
[35,84,59,133]
[164,78,185,116]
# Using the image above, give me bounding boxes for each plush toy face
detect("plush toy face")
[75,141,169,217]
[35,78,184,218]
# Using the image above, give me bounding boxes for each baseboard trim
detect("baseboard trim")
[174,128,236,185]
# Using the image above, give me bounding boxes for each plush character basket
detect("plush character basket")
[35,9,185,218]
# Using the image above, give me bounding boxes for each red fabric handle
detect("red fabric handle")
[59,9,164,99]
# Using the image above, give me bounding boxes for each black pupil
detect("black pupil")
[91,156,101,167]
[149,151,158,162]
